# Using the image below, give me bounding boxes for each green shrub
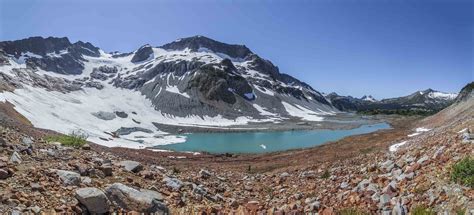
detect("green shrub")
[411,205,435,215]
[337,208,369,215]
[451,157,474,188]
[455,207,466,215]
[46,130,88,148]
[321,170,330,179]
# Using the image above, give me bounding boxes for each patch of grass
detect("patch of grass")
[321,170,330,179]
[172,166,181,174]
[337,208,369,215]
[411,205,435,215]
[46,130,88,148]
[455,207,466,215]
[359,148,374,154]
[451,157,474,188]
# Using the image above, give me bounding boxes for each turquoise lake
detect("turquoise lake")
[156,122,391,154]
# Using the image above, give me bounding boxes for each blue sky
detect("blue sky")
[1,0,472,98]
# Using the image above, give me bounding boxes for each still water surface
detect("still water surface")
[156,122,391,154]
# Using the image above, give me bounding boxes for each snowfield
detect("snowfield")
[0,85,288,148]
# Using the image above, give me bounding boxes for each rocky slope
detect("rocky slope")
[0,36,337,148]
[0,82,472,214]
[327,89,457,113]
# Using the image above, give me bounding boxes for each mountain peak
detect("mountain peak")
[160,35,253,59]
[0,36,72,57]
[360,95,376,102]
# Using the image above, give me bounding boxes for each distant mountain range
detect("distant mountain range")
[326,89,458,115]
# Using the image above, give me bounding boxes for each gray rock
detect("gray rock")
[392,201,407,215]
[10,151,22,164]
[92,111,116,120]
[81,177,92,185]
[379,194,391,207]
[100,165,113,176]
[56,170,81,186]
[417,155,429,165]
[0,169,10,179]
[119,160,143,173]
[163,177,183,190]
[21,137,34,146]
[30,182,45,192]
[75,187,110,214]
[340,181,349,189]
[114,127,153,136]
[299,171,316,179]
[105,183,168,213]
[280,172,290,178]
[199,169,211,179]
[29,205,41,214]
[380,160,395,172]
[115,111,128,118]
[193,184,207,196]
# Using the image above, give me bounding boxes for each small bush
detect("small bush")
[337,208,369,215]
[411,205,435,215]
[455,207,466,215]
[321,170,330,179]
[451,157,474,188]
[46,130,88,148]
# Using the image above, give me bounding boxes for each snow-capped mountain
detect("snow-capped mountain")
[327,89,457,113]
[360,95,377,102]
[0,36,337,148]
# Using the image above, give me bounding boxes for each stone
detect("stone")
[193,184,207,196]
[199,169,211,179]
[10,152,22,164]
[56,170,81,186]
[100,165,113,176]
[75,187,110,214]
[433,146,446,159]
[340,182,349,189]
[416,156,429,165]
[105,183,168,213]
[163,177,183,191]
[379,194,391,207]
[119,160,143,173]
[392,202,407,215]
[0,168,10,179]
[81,177,92,185]
[280,172,290,178]
[21,137,34,146]
[30,183,45,192]
[380,160,395,172]
[81,143,91,150]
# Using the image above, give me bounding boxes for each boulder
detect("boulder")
[199,169,211,179]
[75,187,110,214]
[119,160,143,173]
[56,170,81,186]
[0,168,10,179]
[10,151,22,164]
[100,165,113,176]
[163,177,183,191]
[105,183,168,213]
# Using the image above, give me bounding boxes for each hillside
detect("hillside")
[0,70,472,214]
[327,89,457,115]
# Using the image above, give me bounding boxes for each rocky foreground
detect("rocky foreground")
[0,85,473,214]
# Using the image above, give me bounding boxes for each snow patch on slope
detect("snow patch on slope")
[281,101,324,121]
